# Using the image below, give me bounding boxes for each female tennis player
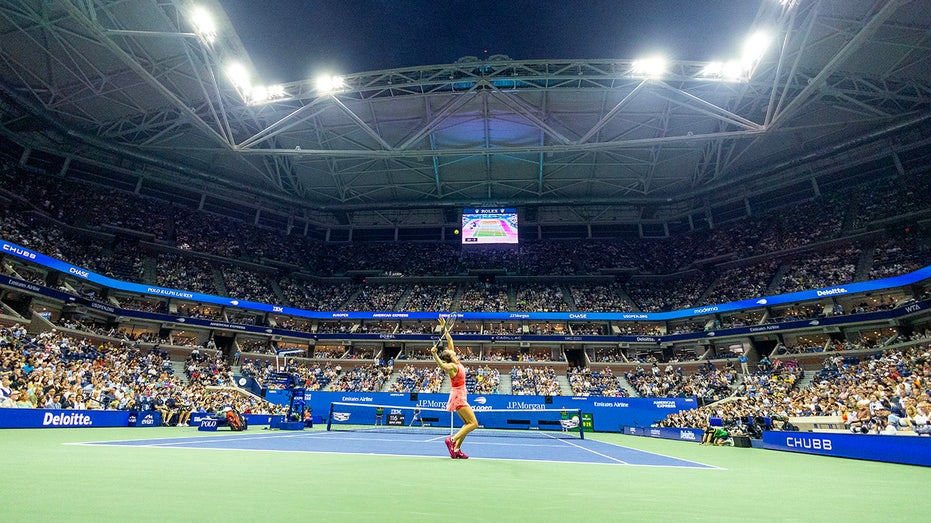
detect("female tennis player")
[431,316,478,459]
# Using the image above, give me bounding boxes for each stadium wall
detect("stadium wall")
[264,390,697,433]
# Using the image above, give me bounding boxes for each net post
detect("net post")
[326,402,335,431]
[577,408,585,439]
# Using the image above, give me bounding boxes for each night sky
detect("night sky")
[222,0,764,83]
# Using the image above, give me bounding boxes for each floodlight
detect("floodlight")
[190,7,216,44]
[251,85,268,102]
[700,62,723,77]
[226,63,251,90]
[631,57,666,78]
[722,60,744,79]
[742,31,771,68]
[248,84,287,103]
[316,75,345,93]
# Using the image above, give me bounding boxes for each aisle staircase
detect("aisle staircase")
[498,372,513,394]
[556,374,572,395]
[169,361,190,385]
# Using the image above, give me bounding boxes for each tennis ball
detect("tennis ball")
[454,229,460,235]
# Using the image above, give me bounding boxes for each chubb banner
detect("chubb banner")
[762,430,931,467]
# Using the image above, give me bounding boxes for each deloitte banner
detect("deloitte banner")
[762,431,931,467]
[281,391,696,433]
[0,408,161,428]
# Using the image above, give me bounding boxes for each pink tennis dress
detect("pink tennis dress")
[446,362,469,412]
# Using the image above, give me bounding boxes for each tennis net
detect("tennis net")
[326,402,584,439]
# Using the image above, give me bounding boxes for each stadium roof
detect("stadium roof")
[0,0,930,235]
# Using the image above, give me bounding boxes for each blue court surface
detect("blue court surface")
[78,430,719,469]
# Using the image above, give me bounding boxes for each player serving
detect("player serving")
[431,315,479,459]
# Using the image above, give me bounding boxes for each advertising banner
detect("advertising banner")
[3,238,929,323]
[288,391,695,433]
[0,408,160,428]
[762,430,931,467]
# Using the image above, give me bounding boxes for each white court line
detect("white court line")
[553,437,629,464]
[582,436,726,470]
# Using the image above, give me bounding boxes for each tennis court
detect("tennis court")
[78,429,719,468]
[3,425,927,522]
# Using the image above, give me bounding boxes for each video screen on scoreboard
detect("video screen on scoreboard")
[461,208,518,245]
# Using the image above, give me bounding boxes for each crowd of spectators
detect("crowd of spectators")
[869,234,925,280]
[773,245,860,294]
[625,273,714,312]
[3,159,927,290]
[514,283,570,312]
[0,325,280,421]
[345,284,406,312]
[154,253,217,295]
[509,366,562,396]
[2,173,927,326]
[401,284,457,312]
[568,282,635,312]
[467,365,500,394]
[657,341,931,437]
[221,266,278,304]
[278,278,355,312]
[457,282,510,312]
[568,366,629,397]
[387,365,445,393]
[624,361,737,402]
[704,262,779,304]
[327,363,392,392]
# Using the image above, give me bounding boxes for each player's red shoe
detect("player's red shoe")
[444,437,456,458]
[455,449,469,459]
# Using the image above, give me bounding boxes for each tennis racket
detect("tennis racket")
[430,312,459,350]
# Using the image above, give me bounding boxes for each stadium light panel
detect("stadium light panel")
[316,75,345,93]
[722,60,744,79]
[226,63,251,90]
[248,84,287,104]
[251,85,268,102]
[631,57,666,78]
[700,62,723,77]
[190,7,216,44]
[741,31,771,69]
